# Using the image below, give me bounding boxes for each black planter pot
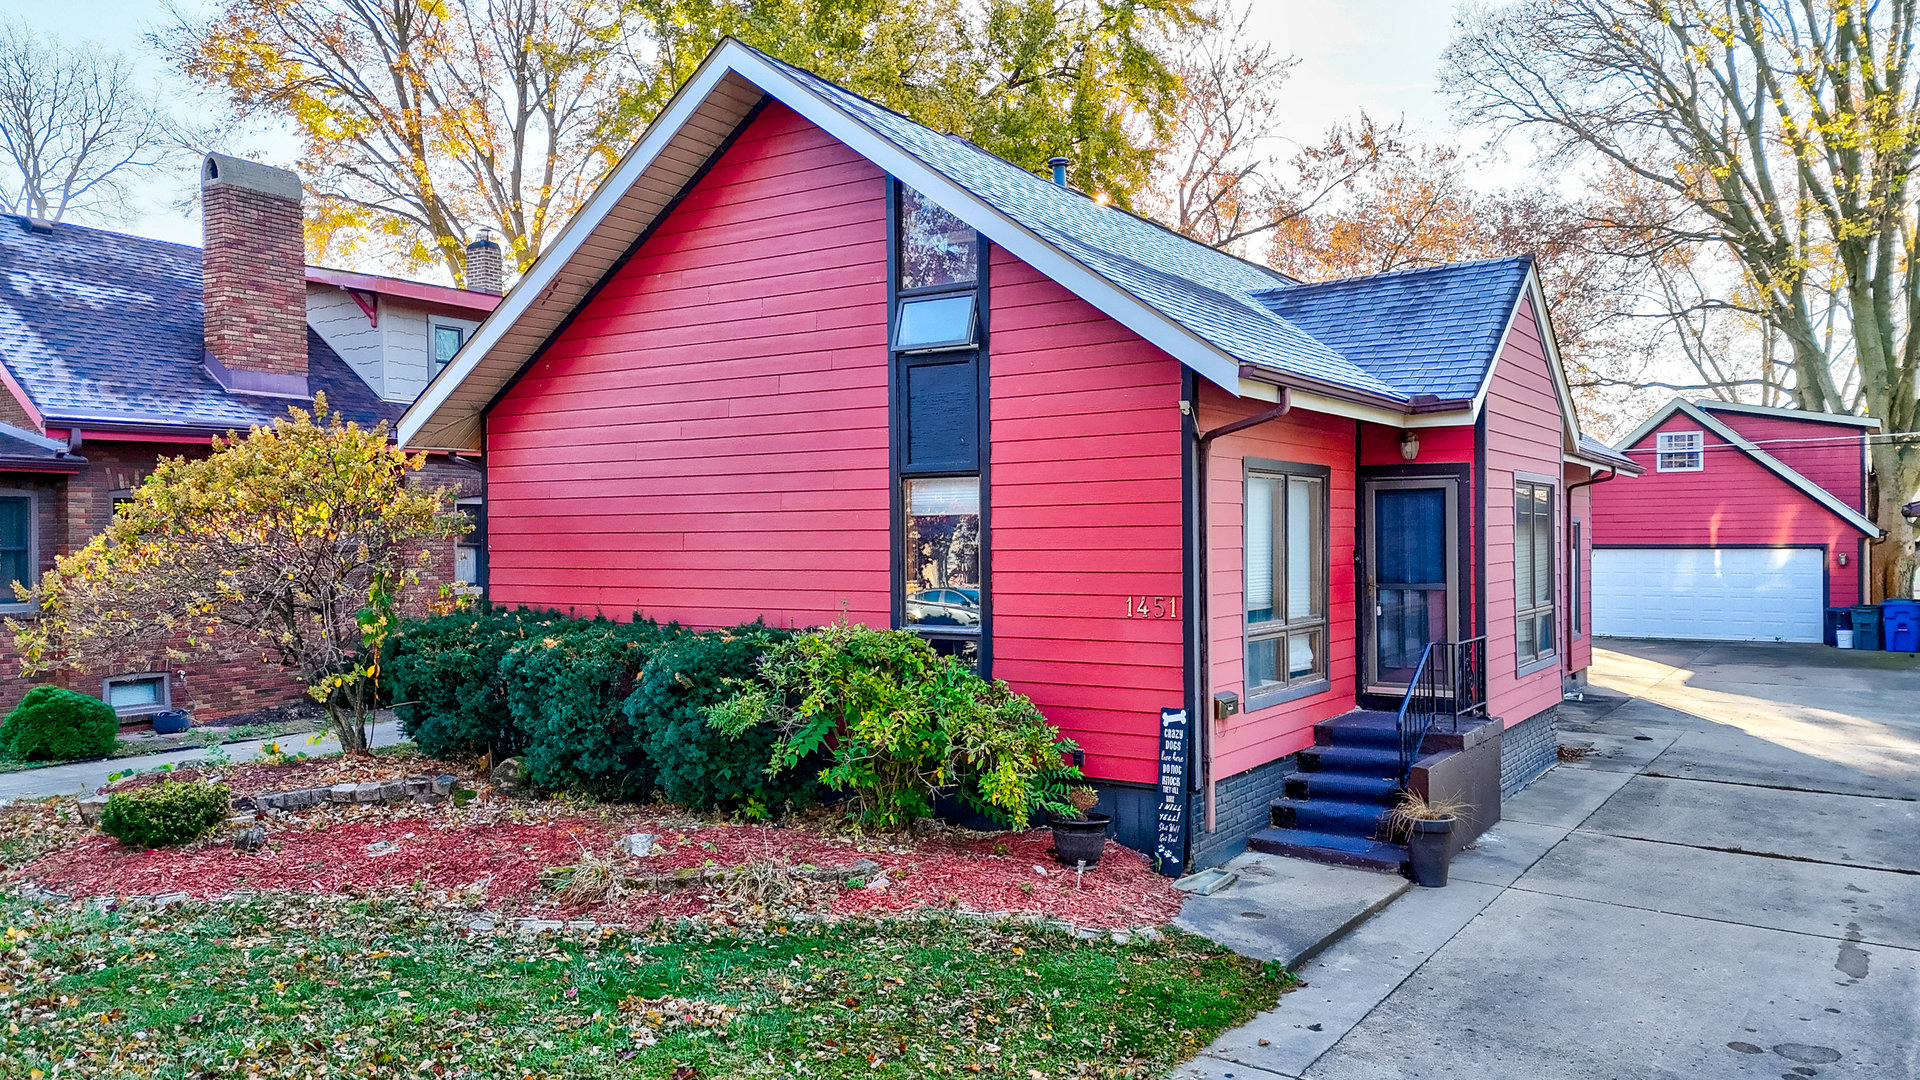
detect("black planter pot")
[149,711,191,736]
[1406,816,1454,887]
[1050,813,1111,867]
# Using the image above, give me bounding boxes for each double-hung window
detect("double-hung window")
[1515,480,1556,668]
[1656,430,1703,471]
[1244,461,1328,703]
[0,493,34,612]
[892,182,987,667]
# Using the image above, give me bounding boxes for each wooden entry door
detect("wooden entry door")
[1364,477,1461,694]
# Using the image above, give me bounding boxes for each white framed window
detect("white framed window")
[1656,430,1704,471]
[103,672,171,716]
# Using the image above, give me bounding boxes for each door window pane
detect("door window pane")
[899,185,978,290]
[905,477,981,627]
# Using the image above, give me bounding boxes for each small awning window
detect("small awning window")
[894,294,976,351]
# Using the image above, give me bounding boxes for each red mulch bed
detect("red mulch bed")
[23,761,1184,930]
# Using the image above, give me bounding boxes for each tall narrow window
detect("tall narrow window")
[0,493,33,612]
[1515,481,1556,667]
[891,181,988,667]
[1245,462,1328,703]
[1570,519,1583,640]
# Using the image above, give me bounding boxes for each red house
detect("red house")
[1591,399,1882,643]
[400,42,1639,871]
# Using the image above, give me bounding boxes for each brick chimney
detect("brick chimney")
[464,229,504,295]
[200,153,310,398]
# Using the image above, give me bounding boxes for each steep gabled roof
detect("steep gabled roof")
[401,40,1572,452]
[0,218,403,433]
[1614,398,1880,536]
[1696,399,1880,429]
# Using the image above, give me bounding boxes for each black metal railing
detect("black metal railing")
[1395,636,1488,780]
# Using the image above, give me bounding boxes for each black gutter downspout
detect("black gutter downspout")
[1179,370,1200,873]
[1189,388,1292,838]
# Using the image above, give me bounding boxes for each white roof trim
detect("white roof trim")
[401,39,1294,450]
[1614,399,1882,537]
[1695,399,1880,430]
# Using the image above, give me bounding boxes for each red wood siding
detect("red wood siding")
[1591,412,1866,607]
[1481,297,1567,727]
[485,103,893,628]
[1708,410,1868,512]
[1359,422,1475,467]
[1201,386,1358,778]
[988,246,1186,786]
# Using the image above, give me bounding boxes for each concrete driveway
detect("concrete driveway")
[1178,640,1920,1080]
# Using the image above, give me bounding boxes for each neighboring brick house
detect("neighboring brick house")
[0,154,500,722]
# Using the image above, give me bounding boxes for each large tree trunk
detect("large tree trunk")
[1870,440,1920,600]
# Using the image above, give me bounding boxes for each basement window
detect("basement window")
[103,673,170,717]
[1656,430,1704,471]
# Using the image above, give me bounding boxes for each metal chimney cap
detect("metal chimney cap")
[1048,156,1069,186]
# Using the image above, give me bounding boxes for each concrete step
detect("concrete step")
[1247,827,1407,873]
[1283,772,1401,804]
[1271,797,1391,837]
[1298,744,1401,776]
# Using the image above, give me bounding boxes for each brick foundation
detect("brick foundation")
[1499,704,1560,796]
[1190,756,1297,870]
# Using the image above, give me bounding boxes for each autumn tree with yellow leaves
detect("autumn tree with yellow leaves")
[9,399,463,752]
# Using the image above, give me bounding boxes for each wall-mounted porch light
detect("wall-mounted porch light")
[1400,431,1420,462]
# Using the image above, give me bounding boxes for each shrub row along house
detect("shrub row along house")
[400,41,1641,871]
[0,155,497,721]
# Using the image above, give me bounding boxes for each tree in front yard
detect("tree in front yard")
[9,396,462,752]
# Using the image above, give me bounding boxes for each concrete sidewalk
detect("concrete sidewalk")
[0,718,407,803]
[1174,640,1920,1079]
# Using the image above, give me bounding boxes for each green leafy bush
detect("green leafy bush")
[500,615,682,796]
[624,624,820,815]
[709,621,1079,829]
[384,607,574,760]
[0,685,119,762]
[98,779,232,848]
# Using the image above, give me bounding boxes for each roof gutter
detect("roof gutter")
[1236,363,1417,415]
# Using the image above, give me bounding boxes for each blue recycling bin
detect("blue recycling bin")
[1883,600,1920,653]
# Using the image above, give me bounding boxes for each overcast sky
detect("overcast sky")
[1,0,1477,251]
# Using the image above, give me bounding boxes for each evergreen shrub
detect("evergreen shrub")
[0,685,119,762]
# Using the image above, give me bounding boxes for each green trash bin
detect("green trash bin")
[1850,604,1883,650]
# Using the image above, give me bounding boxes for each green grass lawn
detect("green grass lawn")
[0,892,1287,1079]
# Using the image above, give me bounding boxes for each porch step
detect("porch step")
[1247,827,1408,873]
[1270,797,1390,837]
[1312,710,1402,749]
[1298,744,1401,777]
[1284,772,1401,805]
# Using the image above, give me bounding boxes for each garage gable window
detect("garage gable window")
[1515,480,1556,670]
[1656,430,1704,472]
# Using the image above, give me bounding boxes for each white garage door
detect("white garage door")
[1592,547,1825,643]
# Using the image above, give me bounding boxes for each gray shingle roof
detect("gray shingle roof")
[0,422,82,470]
[0,217,400,432]
[765,52,1529,403]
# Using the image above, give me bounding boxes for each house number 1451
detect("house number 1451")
[1126,596,1178,619]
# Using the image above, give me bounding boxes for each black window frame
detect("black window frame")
[1570,517,1583,641]
[886,178,992,673]
[1242,457,1332,708]
[1515,477,1558,673]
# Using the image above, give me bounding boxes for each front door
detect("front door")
[1364,478,1460,693]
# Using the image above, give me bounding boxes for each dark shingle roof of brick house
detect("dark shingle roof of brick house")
[0,217,401,432]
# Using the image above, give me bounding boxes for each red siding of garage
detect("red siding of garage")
[484,103,894,628]
[1706,410,1868,512]
[1592,412,1865,607]
[988,246,1186,785]
[1201,385,1358,778]
[1482,297,1567,727]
